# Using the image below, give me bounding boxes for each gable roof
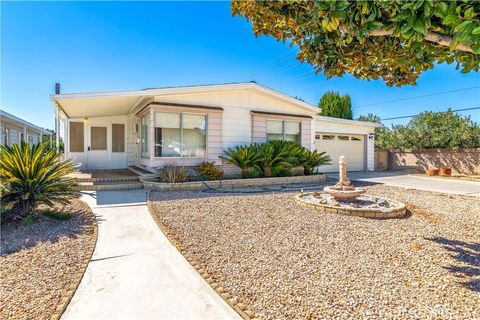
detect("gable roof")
[51,82,318,118]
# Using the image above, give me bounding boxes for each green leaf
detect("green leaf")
[473,43,480,54]
[413,0,424,11]
[472,26,480,35]
[464,7,475,19]
[449,37,458,51]
[454,21,471,33]
[436,2,448,18]
[443,14,458,25]
[400,24,411,34]
[332,10,347,19]
[413,18,427,35]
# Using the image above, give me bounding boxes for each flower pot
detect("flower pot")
[440,166,452,177]
[426,167,439,176]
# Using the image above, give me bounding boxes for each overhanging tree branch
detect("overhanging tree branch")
[370,29,473,53]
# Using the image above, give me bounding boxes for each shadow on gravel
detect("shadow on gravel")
[426,236,480,292]
[1,206,92,256]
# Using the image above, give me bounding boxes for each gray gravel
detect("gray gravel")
[150,184,480,320]
[0,200,95,320]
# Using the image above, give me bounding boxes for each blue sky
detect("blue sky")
[2,1,479,130]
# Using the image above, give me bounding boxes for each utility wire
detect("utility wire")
[355,86,480,109]
[380,106,480,121]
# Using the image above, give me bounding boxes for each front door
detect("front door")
[88,125,108,169]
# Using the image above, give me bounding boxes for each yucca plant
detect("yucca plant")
[298,149,331,175]
[160,164,188,183]
[220,144,261,178]
[0,141,79,217]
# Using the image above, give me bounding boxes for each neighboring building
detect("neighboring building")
[51,82,381,173]
[0,110,51,147]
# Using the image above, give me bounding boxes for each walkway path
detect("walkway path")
[62,189,239,320]
[328,172,480,196]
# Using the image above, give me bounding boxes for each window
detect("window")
[19,132,25,142]
[322,135,335,140]
[141,114,150,158]
[154,112,207,158]
[337,135,350,141]
[112,124,125,152]
[266,120,301,144]
[2,128,8,146]
[69,122,84,152]
[27,134,35,145]
[351,136,361,141]
[315,134,321,140]
[90,127,107,150]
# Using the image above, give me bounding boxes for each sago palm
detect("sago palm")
[220,144,261,178]
[299,149,331,175]
[0,141,79,216]
[258,143,291,177]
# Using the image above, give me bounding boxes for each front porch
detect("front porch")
[69,168,155,191]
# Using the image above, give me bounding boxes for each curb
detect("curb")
[49,200,99,320]
[146,191,259,320]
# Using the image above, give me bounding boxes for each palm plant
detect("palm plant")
[220,144,261,178]
[0,141,79,216]
[258,143,292,177]
[298,149,331,175]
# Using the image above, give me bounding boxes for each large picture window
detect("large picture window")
[154,112,206,158]
[266,120,301,144]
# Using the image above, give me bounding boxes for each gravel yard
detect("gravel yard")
[150,184,480,319]
[0,200,96,320]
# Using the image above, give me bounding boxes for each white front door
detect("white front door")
[88,125,109,169]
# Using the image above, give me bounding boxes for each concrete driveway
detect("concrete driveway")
[327,172,480,196]
[62,189,239,320]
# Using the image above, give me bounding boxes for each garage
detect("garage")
[314,133,365,172]
[314,116,382,172]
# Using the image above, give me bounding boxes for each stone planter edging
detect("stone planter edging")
[295,193,406,219]
[50,201,99,320]
[146,193,258,320]
[143,174,327,191]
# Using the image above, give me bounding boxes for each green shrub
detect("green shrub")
[197,161,224,180]
[220,145,261,178]
[160,164,187,183]
[0,141,79,217]
[298,149,331,175]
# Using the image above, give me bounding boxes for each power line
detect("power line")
[380,106,480,121]
[355,86,480,109]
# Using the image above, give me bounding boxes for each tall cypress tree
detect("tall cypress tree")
[318,91,353,120]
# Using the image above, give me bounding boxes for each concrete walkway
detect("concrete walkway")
[327,172,480,196]
[62,189,239,320]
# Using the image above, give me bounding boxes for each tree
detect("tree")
[319,91,352,119]
[374,109,480,150]
[357,113,382,123]
[231,1,480,86]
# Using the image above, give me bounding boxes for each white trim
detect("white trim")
[50,82,318,114]
[316,115,383,128]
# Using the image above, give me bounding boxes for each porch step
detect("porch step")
[79,181,144,191]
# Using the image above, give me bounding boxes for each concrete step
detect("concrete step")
[79,181,144,191]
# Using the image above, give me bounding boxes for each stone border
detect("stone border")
[146,192,258,320]
[144,174,326,191]
[50,201,99,320]
[295,193,406,219]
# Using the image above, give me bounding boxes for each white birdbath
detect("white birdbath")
[324,156,365,200]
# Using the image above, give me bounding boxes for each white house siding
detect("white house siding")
[0,123,41,146]
[151,89,315,149]
[315,119,376,171]
[126,113,136,166]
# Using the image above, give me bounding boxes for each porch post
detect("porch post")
[149,108,154,160]
[55,105,60,153]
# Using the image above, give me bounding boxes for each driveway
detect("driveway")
[327,172,480,196]
[62,189,239,320]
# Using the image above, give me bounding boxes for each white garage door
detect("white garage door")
[314,133,365,172]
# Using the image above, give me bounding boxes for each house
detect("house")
[51,82,381,174]
[0,110,51,147]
